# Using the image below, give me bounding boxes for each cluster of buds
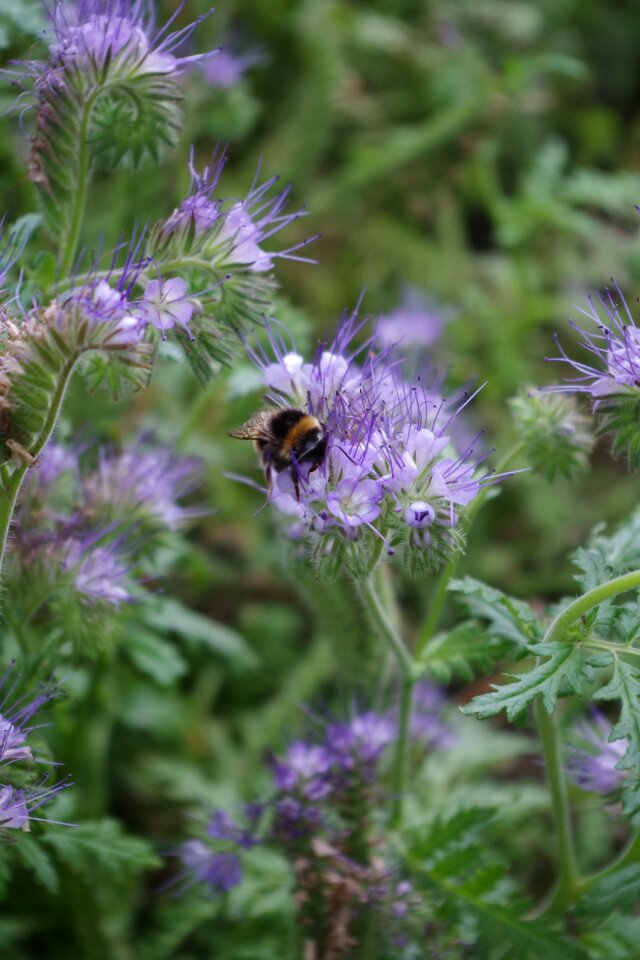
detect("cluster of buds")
[509,388,594,482]
[243,312,504,578]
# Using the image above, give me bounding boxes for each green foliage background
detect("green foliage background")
[2,0,640,956]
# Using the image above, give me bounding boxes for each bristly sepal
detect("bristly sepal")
[595,392,640,470]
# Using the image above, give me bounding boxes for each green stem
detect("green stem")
[0,353,80,583]
[58,92,98,277]
[536,698,579,913]
[358,575,415,827]
[543,570,640,645]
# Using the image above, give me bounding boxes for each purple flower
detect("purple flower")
[201,48,262,89]
[546,283,640,400]
[207,809,259,850]
[0,668,56,766]
[566,712,628,795]
[243,310,502,572]
[409,682,456,749]
[139,277,194,336]
[61,536,132,606]
[158,152,316,273]
[376,287,453,351]
[179,840,243,893]
[63,278,146,347]
[47,0,213,77]
[273,741,333,801]
[328,712,395,774]
[85,440,203,530]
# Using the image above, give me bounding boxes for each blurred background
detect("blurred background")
[1,0,640,956]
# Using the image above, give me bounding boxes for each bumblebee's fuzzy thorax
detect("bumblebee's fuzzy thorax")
[281,414,323,452]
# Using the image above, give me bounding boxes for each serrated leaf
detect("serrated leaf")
[419,621,511,682]
[579,865,640,919]
[449,577,541,646]
[594,657,640,821]
[573,510,640,592]
[12,835,59,894]
[124,628,188,686]
[145,598,257,669]
[464,644,588,720]
[44,819,160,881]
[409,807,496,860]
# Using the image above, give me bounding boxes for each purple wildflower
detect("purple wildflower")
[566,712,628,795]
[409,682,456,749]
[84,440,203,530]
[46,0,213,77]
[273,741,333,801]
[64,278,146,346]
[179,840,243,893]
[243,310,503,572]
[201,47,262,89]
[158,152,316,273]
[139,277,194,336]
[546,283,640,400]
[61,535,132,606]
[328,712,395,775]
[376,286,453,351]
[0,668,55,765]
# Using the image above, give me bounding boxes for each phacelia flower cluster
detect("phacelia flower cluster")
[46,0,212,79]
[13,437,203,610]
[244,311,502,577]
[177,705,439,953]
[546,282,640,467]
[566,711,628,796]
[0,667,67,831]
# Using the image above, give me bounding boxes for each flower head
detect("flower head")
[328,711,395,776]
[376,286,453,352]
[273,741,333,802]
[84,439,203,530]
[244,310,501,577]
[61,535,132,607]
[156,152,316,274]
[547,284,640,400]
[509,388,594,482]
[200,48,261,89]
[179,841,243,893]
[139,277,195,336]
[47,0,212,77]
[566,711,628,795]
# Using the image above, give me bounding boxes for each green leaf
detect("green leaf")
[418,620,512,682]
[144,598,257,669]
[464,643,588,720]
[44,819,160,881]
[579,865,640,919]
[594,656,640,821]
[572,510,640,592]
[13,835,59,894]
[124,628,188,686]
[450,577,542,646]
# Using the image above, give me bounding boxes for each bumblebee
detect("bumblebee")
[229,407,327,499]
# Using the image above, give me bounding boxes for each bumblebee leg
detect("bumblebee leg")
[293,471,300,502]
[264,467,273,499]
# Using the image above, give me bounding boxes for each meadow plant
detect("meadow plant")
[2,2,640,959]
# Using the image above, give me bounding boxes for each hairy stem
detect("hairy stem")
[58,92,98,277]
[0,353,80,583]
[543,569,640,645]
[358,574,415,827]
[536,698,579,913]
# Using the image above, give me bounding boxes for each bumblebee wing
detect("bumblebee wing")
[228,411,274,441]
